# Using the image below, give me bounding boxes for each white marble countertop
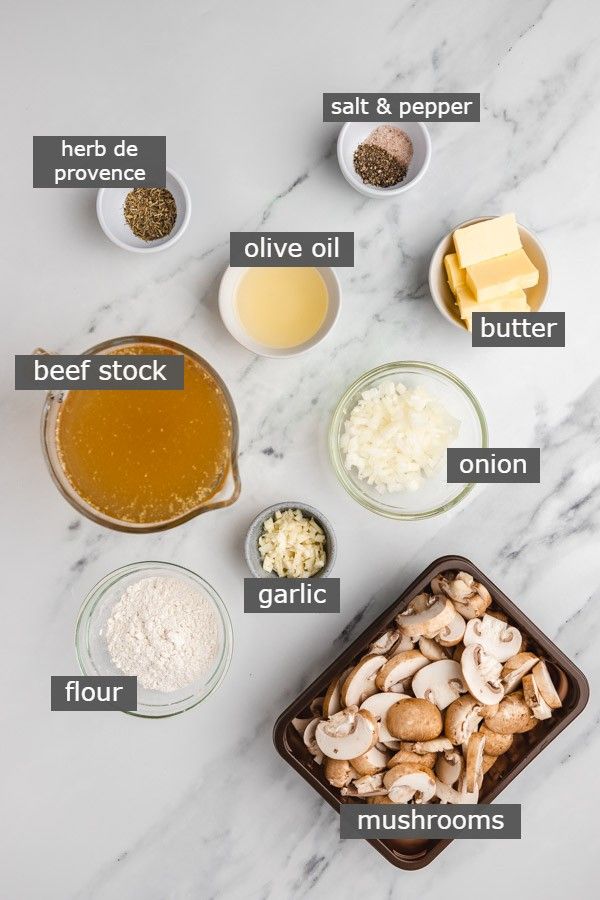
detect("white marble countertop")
[3,0,599,897]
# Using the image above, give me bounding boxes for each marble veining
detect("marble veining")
[3,0,599,897]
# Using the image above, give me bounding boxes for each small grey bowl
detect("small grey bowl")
[244,502,337,578]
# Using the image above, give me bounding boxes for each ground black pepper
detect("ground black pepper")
[124,187,177,241]
[353,144,408,189]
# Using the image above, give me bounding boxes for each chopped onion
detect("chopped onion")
[340,380,460,493]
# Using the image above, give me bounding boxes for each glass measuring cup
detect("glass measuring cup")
[39,335,241,532]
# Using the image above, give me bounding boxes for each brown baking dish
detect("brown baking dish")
[273,555,589,869]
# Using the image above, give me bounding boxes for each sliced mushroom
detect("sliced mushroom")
[315,707,378,760]
[482,754,498,775]
[418,636,449,661]
[406,737,453,754]
[341,772,387,797]
[464,614,522,663]
[484,691,537,734]
[465,732,486,792]
[350,744,389,776]
[390,632,417,655]
[522,673,552,720]
[375,650,429,692]
[303,718,324,764]
[387,749,437,769]
[291,716,313,736]
[412,659,467,710]
[533,660,562,709]
[435,749,464,786]
[323,758,355,788]
[444,695,483,745]
[340,654,387,707]
[396,597,455,638]
[461,644,504,706]
[310,697,324,718]
[436,609,466,647]
[433,572,491,620]
[501,652,539,693]
[369,628,400,656]
[360,692,408,744]
[479,724,513,756]
[383,763,436,803]
[322,667,353,718]
[435,778,478,805]
[387,698,442,742]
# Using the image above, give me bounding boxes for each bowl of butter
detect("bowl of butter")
[428,214,550,332]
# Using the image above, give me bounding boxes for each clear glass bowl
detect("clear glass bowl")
[329,362,488,520]
[75,562,233,718]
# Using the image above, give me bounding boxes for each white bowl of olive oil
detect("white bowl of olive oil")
[218,266,341,358]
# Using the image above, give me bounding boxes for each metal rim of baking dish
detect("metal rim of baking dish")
[273,555,590,870]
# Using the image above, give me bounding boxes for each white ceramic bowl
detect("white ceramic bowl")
[337,122,431,199]
[429,217,551,331]
[96,168,191,253]
[218,265,341,358]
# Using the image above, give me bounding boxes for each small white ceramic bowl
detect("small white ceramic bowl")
[429,217,551,331]
[96,168,191,253]
[337,122,431,199]
[244,502,337,578]
[218,265,341,358]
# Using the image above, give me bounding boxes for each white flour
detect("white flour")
[106,576,220,692]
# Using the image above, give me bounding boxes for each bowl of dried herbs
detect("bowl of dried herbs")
[96,168,191,253]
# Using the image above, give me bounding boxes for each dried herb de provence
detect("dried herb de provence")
[124,187,177,241]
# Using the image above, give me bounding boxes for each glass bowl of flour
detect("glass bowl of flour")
[75,561,233,717]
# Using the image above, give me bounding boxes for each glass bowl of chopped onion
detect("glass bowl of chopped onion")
[329,362,488,520]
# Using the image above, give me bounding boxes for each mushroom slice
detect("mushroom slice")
[389,632,417,655]
[309,697,324,718]
[406,737,454,754]
[322,667,353,718]
[315,707,378,760]
[418,636,449,661]
[436,609,466,647]
[323,758,355,788]
[484,691,537,734]
[435,779,478,805]
[464,614,522,663]
[435,749,464,786]
[501,652,539,693]
[350,745,389,776]
[384,763,436,804]
[360,692,408,744]
[412,659,467,710]
[340,655,387,707]
[479,724,513,756]
[482,754,498,775]
[291,716,313,736]
[522,673,553,721]
[388,749,437,769]
[341,773,387,797]
[303,718,324,764]
[465,732,486,792]
[433,572,492,620]
[444,695,483,745]
[532,660,562,709]
[369,628,401,656]
[375,649,429,692]
[461,644,505,706]
[387,698,442,742]
[397,597,455,638]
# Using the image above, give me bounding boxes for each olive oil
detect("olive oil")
[235,267,328,349]
[56,343,232,524]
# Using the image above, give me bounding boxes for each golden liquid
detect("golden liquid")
[56,343,232,524]
[235,267,328,349]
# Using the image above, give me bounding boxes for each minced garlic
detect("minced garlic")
[259,508,326,578]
